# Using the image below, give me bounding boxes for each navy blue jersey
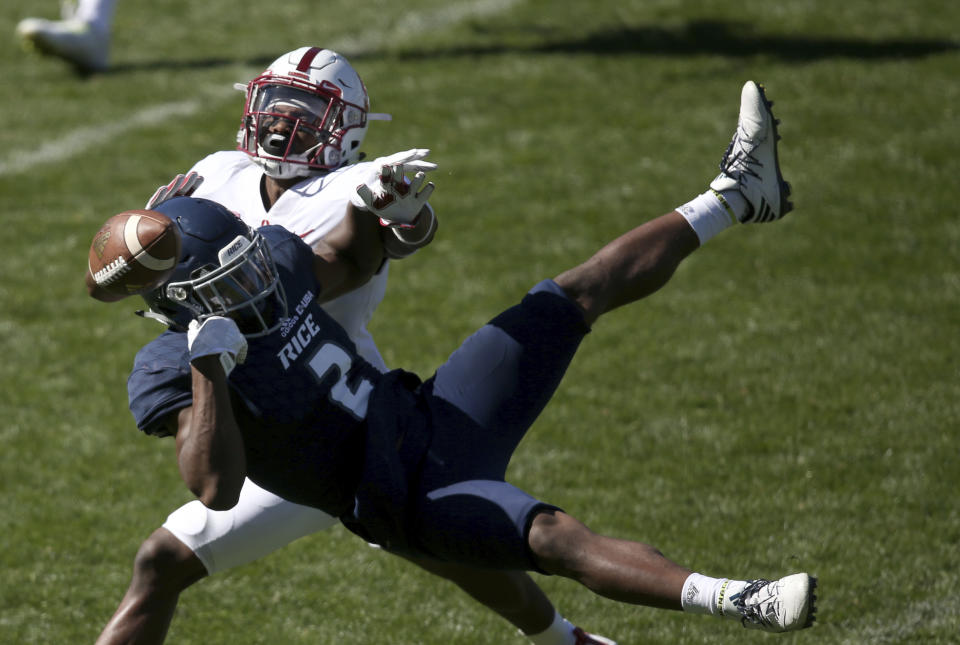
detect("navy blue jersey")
[129,223,591,566]
[128,226,386,517]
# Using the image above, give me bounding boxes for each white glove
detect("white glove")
[187,316,248,376]
[356,149,436,227]
[371,148,437,172]
[146,171,204,209]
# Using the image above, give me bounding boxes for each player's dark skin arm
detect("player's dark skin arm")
[175,356,246,510]
[172,201,389,510]
[311,202,389,303]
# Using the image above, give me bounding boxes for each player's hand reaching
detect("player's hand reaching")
[187,316,247,376]
[370,148,437,175]
[356,149,436,227]
[146,171,204,210]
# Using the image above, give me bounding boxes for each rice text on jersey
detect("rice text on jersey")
[277,291,320,369]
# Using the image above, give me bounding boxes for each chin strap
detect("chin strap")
[135,309,186,332]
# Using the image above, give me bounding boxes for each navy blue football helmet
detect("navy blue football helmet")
[139,197,287,337]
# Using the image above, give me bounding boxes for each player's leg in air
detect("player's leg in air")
[410,82,813,635]
[96,479,616,645]
[15,0,115,73]
[552,80,793,329]
[526,81,812,633]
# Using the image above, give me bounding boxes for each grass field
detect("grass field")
[1,0,958,643]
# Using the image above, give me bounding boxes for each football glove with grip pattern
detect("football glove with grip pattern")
[356,149,436,227]
[146,171,205,210]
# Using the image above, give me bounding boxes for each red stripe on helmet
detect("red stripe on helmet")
[296,47,322,73]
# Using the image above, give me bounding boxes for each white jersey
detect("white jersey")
[190,151,388,371]
[162,150,408,572]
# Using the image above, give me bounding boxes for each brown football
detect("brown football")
[88,209,181,297]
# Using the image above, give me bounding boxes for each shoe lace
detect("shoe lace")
[733,578,776,628]
[718,129,763,185]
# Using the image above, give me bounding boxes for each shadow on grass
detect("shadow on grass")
[101,19,959,77]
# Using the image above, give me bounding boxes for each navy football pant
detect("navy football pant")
[410,279,591,569]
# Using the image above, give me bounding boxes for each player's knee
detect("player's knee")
[526,509,595,576]
[553,265,603,326]
[130,528,207,593]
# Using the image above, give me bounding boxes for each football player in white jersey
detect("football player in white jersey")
[96,47,615,645]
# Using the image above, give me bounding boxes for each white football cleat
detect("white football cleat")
[710,81,792,223]
[572,626,617,645]
[15,17,109,73]
[731,573,817,632]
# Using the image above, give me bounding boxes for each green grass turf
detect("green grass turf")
[1,0,958,642]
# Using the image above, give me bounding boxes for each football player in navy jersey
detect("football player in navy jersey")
[92,81,816,639]
[94,47,616,645]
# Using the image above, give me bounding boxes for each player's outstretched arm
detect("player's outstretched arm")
[312,202,387,304]
[356,149,439,260]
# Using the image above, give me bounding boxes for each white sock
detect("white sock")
[681,573,748,620]
[524,611,577,645]
[676,190,740,245]
[75,0,117,34]
[716,189,748,221]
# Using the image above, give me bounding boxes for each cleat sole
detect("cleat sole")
[755,83,792,217]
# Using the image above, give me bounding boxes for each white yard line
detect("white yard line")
[0,99,203,177]
[328,0,521,54]
[0,0,519,177]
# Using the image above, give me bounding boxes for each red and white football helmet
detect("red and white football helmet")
[237,47,377,179]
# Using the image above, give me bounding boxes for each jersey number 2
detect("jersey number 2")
[307,343,373,420]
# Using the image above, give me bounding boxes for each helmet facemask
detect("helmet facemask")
[240,79,364,179]
[237,48,376,178]
[165,232,288,338]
